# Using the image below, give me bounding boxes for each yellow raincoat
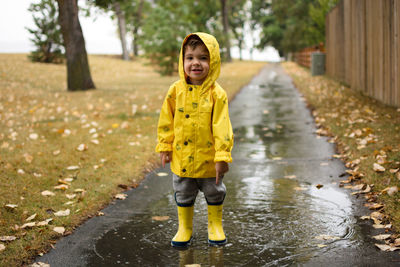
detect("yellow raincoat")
[155,32,234,178]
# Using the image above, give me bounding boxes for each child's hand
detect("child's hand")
[215,161,229,184]
[160,152,172,168]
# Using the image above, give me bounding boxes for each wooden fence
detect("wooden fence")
[326,0,400,107]
[295,43,325,68]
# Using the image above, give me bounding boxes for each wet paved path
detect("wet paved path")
[37,64,400,266]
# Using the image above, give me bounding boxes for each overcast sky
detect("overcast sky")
[0,0,280,61]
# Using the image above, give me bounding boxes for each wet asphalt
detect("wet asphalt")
[36,63,400,266]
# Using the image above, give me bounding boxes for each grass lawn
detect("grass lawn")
[0,54,266,266]
[283,62,400,238]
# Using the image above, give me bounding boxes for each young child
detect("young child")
[155,32,233,247]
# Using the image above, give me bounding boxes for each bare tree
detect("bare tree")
[114,2,130,60]
[56,0,95,91]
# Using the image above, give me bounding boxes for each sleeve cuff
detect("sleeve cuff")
[214,151,232,163]
[155,143,173,152]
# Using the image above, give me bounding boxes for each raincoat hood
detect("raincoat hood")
[179,32,221,90]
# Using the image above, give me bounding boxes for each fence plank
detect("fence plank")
[326,0,400,107]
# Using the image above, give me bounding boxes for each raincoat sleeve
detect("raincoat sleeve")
[212,89,233,163]
[155,85,176,152]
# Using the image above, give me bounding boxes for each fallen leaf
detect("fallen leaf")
[360,215,371,220]
[37,219,52,226]
[26,213,37,222]
[21,222,36,229]
[0,236,16,242]
[90,139,99,145]
[0,244,5,251]
[284,175,296,179]
[372,234,391,240]
[66,165,79,170]
[31,262,51,267]
[53,226,65,235]
[54,209,70,217]
[74,188,85,193]
[41,190,55,196]
[387,186,398,196]
[152,216,170,221]
[4,204,18,210]
[389,168,399,174]
[375,243,400,251]
[364,203,384,210]
[97,211,105,216]
[317,244,327,248]
[115,193,127,200]
[76,144,87,152]
[316,184,324,189]
[23,153,33,163]
[54,184,68,190]
[157,172,168,177]
[29,133,39,140]
[373,163,385,172]
[53,150,60,156]
[66,194,76,199]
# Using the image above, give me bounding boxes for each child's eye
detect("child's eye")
[186,56,193,60]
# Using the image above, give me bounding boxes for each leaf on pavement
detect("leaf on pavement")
[115,193,127,200]
[375,243,400,251]
[372,234,391,240]
[152,216,170,221]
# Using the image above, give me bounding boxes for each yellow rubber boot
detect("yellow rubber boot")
[171,206,194,247]
[207,204,227,245]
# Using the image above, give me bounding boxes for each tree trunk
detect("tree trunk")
[56,0,95,91]
[114,2,130,61]
[220,0,232,62]
[132,0,144,57]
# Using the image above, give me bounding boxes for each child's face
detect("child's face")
[183,44,210,85]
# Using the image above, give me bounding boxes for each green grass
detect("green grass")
[0,54,266,266]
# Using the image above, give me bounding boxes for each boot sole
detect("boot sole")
[171,237,192,248]
[208,238,227,246]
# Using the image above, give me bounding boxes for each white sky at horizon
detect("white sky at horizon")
[0,0,280,62]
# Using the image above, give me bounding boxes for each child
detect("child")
[155,32,234,247]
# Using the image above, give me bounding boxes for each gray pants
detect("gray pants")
[173,174,226,206]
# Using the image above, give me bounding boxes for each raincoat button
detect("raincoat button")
[184,141,188,145]
[185,114,190,118]
[182,168,186,172]
[189,87,193,91]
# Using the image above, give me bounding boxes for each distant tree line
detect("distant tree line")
[27,0,338,90]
